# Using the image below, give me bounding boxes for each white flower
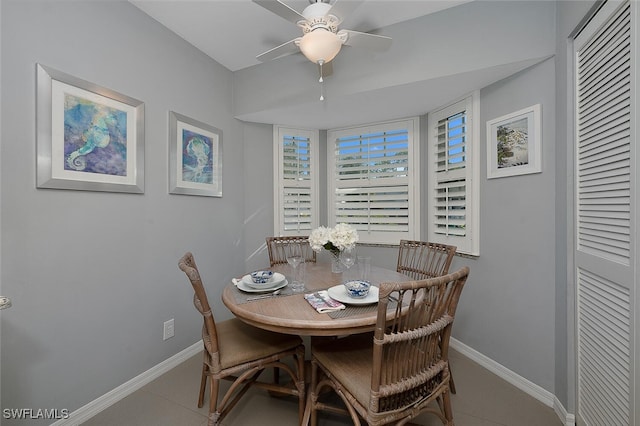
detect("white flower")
[330,223,359,250]
[309,223,358,253]
[309,226,331,252]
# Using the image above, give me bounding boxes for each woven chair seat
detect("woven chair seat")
[312,334,373,407]
[215,318,302,370]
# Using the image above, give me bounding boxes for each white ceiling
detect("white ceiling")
[130,0,471,72]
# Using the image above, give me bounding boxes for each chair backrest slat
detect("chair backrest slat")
[266,236,317,266]
[396,240,456,280]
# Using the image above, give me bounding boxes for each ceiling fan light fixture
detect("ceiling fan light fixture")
[298,29,342,64]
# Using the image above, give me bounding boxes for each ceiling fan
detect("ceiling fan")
[253,0,392,98]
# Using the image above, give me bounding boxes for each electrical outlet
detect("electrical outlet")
[163,318,175,340]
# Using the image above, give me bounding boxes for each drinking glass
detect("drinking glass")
[356,256,371,281]
[291,260,306,293]
[286,243,304,292]
[340,247,356,270]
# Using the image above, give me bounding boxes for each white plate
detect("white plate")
[327,284,379,305]
[236,278,289,293]
[242,272,286,289]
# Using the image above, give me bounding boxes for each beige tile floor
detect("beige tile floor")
[83,348,563,426]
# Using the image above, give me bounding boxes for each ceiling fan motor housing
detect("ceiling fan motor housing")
[299,2,341,33]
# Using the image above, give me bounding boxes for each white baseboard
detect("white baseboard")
[52,342,202,426]
[449,338,575,426]
[553,396,576,426]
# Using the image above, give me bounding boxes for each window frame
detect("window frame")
[427,92,480,256]
[272,125,320,236]
[326,117,421,245]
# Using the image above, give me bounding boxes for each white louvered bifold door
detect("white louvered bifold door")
[574,1,637,424]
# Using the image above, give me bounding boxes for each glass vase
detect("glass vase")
[330,252,344,273]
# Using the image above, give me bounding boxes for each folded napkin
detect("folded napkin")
[304,291,345,313]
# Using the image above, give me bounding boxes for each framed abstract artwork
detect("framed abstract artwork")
[169,111,222,197]
[36,64,145,193]
[486,104,541,179]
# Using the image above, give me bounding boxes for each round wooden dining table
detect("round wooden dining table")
[222,262,411,337]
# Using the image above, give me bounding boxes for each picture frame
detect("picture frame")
[36,64,145,193]
[486,104,541,179]
[169,111,222,197]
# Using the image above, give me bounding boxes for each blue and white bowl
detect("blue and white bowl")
[343,280,371,298]
[250,270,274,284]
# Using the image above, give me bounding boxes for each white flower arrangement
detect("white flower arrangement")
[309,223,359,255]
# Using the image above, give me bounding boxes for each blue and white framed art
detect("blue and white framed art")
[169,111,222,197]
[36,64,145,193]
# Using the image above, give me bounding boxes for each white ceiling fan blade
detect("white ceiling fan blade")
[327,0,365,21]
[256,38,301,62]
[253,0,305,25]
[340,29,392,51]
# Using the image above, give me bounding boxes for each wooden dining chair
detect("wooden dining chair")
[266,235,317,266]
[178,252,305,426]
[396,240,457,280]
[309,266,470,426]
[396,240,459,393]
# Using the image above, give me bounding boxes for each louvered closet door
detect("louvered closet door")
[574,1,637,424]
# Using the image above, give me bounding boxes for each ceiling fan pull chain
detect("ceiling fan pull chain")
[319,60,325,101]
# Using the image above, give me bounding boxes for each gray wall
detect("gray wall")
[466,58,558,391]
[243,121,274,272]
[1,0,245,421]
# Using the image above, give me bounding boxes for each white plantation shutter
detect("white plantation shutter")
[328,119,419,244]
[274,127,318,235]
[574,1,636,424]
[283,135,312,231]
[434,111,468,237]
[428,94,479,255]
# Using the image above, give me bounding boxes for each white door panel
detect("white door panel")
[574,1,636,424]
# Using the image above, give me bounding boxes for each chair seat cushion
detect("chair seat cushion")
[216,318,302,369]
[313,333,373,408]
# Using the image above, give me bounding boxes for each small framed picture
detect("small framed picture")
[169,111,222,197]
[486,104,541,179]
[36,64,145,193]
